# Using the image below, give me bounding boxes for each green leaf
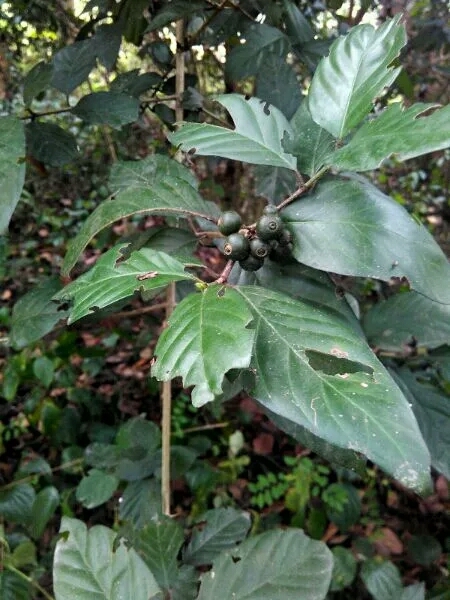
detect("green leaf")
[51,39,97,94]
[392,368,450,479]
[10,540,37,568]
[147,0,207,31]
[26,121,79,166]
[109,154,198,191]
[283,176,450,305]
[76,469,119,509]
[407,535,442,566]
[33,356,55,388]
[168,565,198,600]
[330,103,450,171]
[0,484,35,525]
[184,508,251,566]
[62,164,217,276]
[93,23,122,71]
[253,165,297,203]
[169,94,297,170]
[264,408,366,474]
[255,54,302,120]
[53,517,162,600]
[56,246,195,324]
[283,0,314,44]
[0,570,30,600]
[286,102,335,177]
[226,23,290,80]
[10,277,69,349]
[72,92,139,129]
[363,291,450,351]
[143,228,199,263]
[0,116,25,234]
[400,583,425,600]
[308,16,406,138]
[129,517,184,589]
[119,479,161,527]
[236,285,431,493]
[110,70,162,97]
[360,560,402,600]
[152,285,255,407]
[23,61,53,106]
[197,528,332,600]
[29,485,60,539]
[330,547,357,591]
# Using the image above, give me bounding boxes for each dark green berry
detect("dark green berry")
[250,237,270,259]
[256,214,283,241]
[269,242,293,264]
[278,227,292,246]
[239,254,264,271]
[263,204,278,216]
[217,211,242,235]
[223,233,250,260]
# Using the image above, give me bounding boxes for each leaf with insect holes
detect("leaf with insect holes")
[329,103,450,171]
[152,285,255,407]
[168,94,297,171]
[308,16,406,138]
[236,285,431,494]
[55,247,196,323]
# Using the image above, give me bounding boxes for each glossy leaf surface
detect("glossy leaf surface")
[53,518,162,600]
[197,528,332,600]
[308,16,406,138]
[76,469,119,509]
[57,247,195,323]
[236,285,431,493]
[283,177,450,304]
[51,39,97,94]
[184,508,251,566]
[363,291,450,351]
[0,117,25,234]
[152,285,255,407]
[286,102,335,177]
[330,103,450,171]
[168,94,297,170]
[360,560,402,600]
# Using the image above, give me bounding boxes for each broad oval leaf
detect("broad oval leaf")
[329,102,450,171]
[360,560,402,600]
[330,547,357,591]
[308,16,406,138]
[152,285,255,407]
[51,39,97,94]
[56,247,195,324]
[282,176,450,305]
[0,571,30,600]
[72,92,139,129]
[26,121,79,166]
[147,0,207,31]
[255,54,302,120]
[254,165,297,203]
[0,116,25,234]
[168,94,297,171]
[226,23,291,80]
[119,479,161,527]
[184,508,251,566]
[236,285,431,493]
[197,528,332,600]
[76,469,119,509]
[0,484,35,525]
[53,517,162,600]
[62,169,218,276]
[363,291,450,351]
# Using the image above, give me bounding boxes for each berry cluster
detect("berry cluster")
[217,205,292,271]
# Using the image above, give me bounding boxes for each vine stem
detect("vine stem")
[161,18,186,518]
[6,564,55,600]
[215,260,234,284]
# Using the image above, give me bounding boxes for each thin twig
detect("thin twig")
[0,458,84,492]
[215,259,234,284]
[277,166,330,211]
[6,565,55,600]
[182,421,230,434]
[107,302,168,320]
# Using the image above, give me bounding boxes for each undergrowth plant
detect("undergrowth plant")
[1,1,450,599]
